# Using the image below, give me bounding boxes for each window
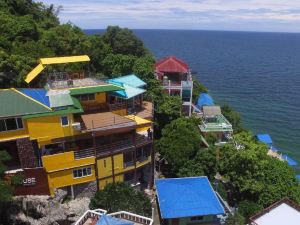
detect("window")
[60,116,69,126]
[73,167,92,178]
[0,118,23,132]
[78,94,95,101]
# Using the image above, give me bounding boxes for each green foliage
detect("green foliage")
[177,147,217,180]
[192,80,208,102]
[89,182,151,216]
[218,132,300,207]
[0,151,13,204]
[238,200,263,220]
[156,117,201,175]
[225,212,245,225]
[103,26,146,56]
[221,104,243,133]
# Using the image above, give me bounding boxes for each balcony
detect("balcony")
[199,114,233,133]
[123,161,134,168]
[74,134,152,159]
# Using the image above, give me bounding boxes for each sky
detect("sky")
[41,0,300,32]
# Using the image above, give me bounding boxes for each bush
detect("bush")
[89,182,152,217]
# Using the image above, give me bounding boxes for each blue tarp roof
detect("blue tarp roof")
[18,88,50,107]
[196,93,214,108]
[97,215,134,225]
[256,134,273,145]
[296,175,300,183]
[282,154,298,166]
[155,177,225,219]
[108,74,146,88]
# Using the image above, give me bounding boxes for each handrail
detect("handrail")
[109,211,153,225]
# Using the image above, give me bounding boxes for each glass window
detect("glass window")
[88,94,95,100]
[82,168,87,176]
[191,216,203,221]
[0,120,6,131]
[87,167,92,175]
[17,118,23,129]
[5,118,17,130]
[61,116,69,126]
[73,170,78,178]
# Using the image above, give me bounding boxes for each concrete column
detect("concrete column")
[71,185,74,199]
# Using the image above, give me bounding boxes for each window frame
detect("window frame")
[60,116,69,127]
[0,117,24,132]
[73,167,92,179]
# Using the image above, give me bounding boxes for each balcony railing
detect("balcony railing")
[74,134,152,159]
[124,161,134,168]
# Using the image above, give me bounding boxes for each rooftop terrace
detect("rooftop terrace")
[199,114,233,133]
[75,209,153,225]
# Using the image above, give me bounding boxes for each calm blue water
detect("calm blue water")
[85,29,300,167]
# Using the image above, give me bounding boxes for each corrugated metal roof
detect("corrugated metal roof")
[111,84,145,99]
[155,56,189,73]
[69,85,123,95]
[108,74,146,88]
[203,106,222,117]
[155,177,225,219]
[49,94,73,108]
[18,88,50,107]
[0,89,51,118]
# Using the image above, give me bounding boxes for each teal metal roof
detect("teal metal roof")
[108,74,146,88]
[49,93,74,108]
[0,89,51,118]
[111,84,146,99]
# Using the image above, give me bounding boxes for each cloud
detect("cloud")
[40,0,300,32]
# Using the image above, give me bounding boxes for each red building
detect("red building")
[155,56,193,116]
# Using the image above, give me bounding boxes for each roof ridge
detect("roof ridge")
[12,88,52,111]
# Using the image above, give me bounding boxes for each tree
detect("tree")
[225,212,245,225]
[192,80,208,103]
[103,26,147,56]
[221,104,243,133]
[89,182,151,217]
[218,132,300,207]
[238,200,263,220]
[156,117,202,175]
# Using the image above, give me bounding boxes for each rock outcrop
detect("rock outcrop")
[3,191,90,225]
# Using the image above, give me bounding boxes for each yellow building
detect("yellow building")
[0,56,153,197]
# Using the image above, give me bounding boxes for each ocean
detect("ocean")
[85,29,300,168]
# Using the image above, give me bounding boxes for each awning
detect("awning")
[282,154,298,166]
[25,63,45,83]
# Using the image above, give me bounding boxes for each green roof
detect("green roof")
[0,89,51,118]
[22,97,83,119]
[69,85,123,95]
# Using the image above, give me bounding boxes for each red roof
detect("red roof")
[155,56,189,73]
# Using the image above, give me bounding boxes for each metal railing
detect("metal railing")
[74,134,152,160]
[109,211,153,225]
[74,209,107,225]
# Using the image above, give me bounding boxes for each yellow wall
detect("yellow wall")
[112,109,127,116]
[97,156,113,178]
[0,128,29,142]
[99,177,113,190]
[42,151,95,172]
[27,114,75,146]
[48,165,96,190]
[80,92,107,109]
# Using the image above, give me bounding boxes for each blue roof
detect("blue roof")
[282,154,298,166]
[196,93,214,108]
[108,74,146,88]
[18,89,50,107]
[97,215,133,225]
[256,134,273,145]
[296,175,300,183]
[155,177,225,219]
